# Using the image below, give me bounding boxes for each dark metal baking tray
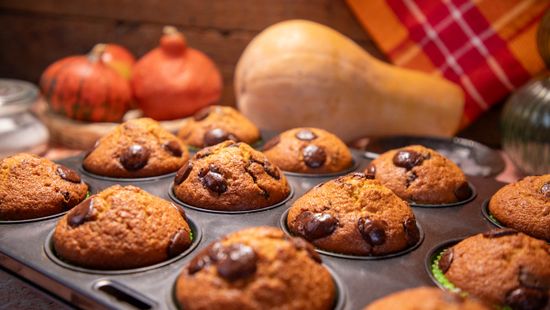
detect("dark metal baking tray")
[0,148,506,310]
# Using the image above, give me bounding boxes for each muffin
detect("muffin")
[173,141,290,211]
[262,127,353,174]
[53,185,192,269]
[364,287,490,310]
[287,172,420,256]
[176,226,335,310]
[437,229,550,309]
[0,153,88,220]
[83,118,189,178]
[177,105,261,148]
[366,145,470,204]
[488,174,550,241]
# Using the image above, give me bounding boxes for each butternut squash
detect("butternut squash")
[235,20,465,142]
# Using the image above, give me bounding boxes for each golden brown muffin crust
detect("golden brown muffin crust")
[287,173,420,256]
[489,174,550,241]
[263,127,353,174]
[173,141,290,211]
[177,105,261,148]
[53,185,192,269]
[441,230,550,309]
[83,118,189,178]
[367,145,470,204]
[176,227,335,310]
[0,153,88,220]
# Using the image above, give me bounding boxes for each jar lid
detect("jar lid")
[0,79,39,117]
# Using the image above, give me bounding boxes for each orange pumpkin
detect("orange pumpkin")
[40,44,132,122]
[101,43,136,80]
[131,26,222,120]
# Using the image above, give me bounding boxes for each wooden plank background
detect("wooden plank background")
[0,0,384,106]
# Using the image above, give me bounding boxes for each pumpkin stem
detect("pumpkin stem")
[89,43,107,63]
[161,26,187,55]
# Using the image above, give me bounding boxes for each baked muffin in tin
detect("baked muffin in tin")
[0,153,88,220]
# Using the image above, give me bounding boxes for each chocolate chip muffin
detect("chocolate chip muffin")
[262,127,353,174]
[173,141,290,211]
[0,153,88,220]
[176,226,335,310]
[364,287,490,310]
[366,145,470,204]
[53,185,192,269]
[177,105,261,148]
[287,172,420,256]
[488,174,550,241]
[83,118,189,178]
[438,229,550,309]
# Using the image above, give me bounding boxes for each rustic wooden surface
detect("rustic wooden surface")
[0,0,385,106]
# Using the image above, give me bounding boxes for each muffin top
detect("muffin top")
[364,287,490,310]
[367,145,470,204]
[173,141,290,211]
[53,185,192,269]
[287,172,420,256]
[176,226,335,310]
[83,118,189,178]
[178,105,261,148]
[489,174,550,241]
[440,229,550,309]
[263,127,353,174]
[0,153,88,220]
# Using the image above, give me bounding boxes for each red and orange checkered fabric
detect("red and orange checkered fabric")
[347,0,549,126]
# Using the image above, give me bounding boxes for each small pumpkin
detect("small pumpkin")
[131,26,223,120]
[101,43,136,80]
[40,44,132,122]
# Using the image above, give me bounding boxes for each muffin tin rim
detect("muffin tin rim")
[424,237,464,293]
[43,216,203,275]
[168,183,295,214]
[480,198,506,229]
[280,208,425,260]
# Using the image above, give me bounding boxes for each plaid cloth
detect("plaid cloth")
[347,0,549,126]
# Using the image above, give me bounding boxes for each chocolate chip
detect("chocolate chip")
[392,150,424,170]
[295,129,317,141]
[200,167,227,194]
[519,267,550,290]
[167,229,192,258]
[56,165,81,183]
[287,236,322,263]
[403,218,420,246]
[358,218,387,246]
[163,140,183,157]
[303,145,326,168]
[505,287,548,310]
[67,197,95,227]
[119,144,150,171]
[406,172,417,188]
[365,163,376,179]
[262,135,280,151]
[482,228,518,238]
[203,128,238,146]
[454,182,472,201]
[171,203,187,221]
[262,161,281,180]
[216,244,258,281]
[294,211,338,241]
[438,248,453,274]
[541,183,550,198]
[188,253,212,275]
[193,106,212,121]
[174,162,193,185]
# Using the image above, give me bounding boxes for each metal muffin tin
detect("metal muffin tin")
[0,142,507,310]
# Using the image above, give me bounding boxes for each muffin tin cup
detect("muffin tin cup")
[0,186,94,225]
[44,216,202,275]
[169,183,295,214]
[408,182,477,208]
[168,264,347,310]
[282,153,361,178]
[79,165,177,183]
[280,209,425,260]
[424,238,463,293]
[480,198,506,228]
